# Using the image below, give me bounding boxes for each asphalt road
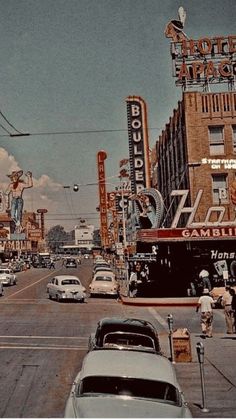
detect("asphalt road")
[0,258,235,418]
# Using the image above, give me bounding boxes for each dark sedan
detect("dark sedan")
[65,258,77,268]
[88,317,161,354]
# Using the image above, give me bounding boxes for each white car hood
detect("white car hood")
[66,396,192,418]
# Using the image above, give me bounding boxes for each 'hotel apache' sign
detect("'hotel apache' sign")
[171,35,236,88]
[126,96,150,194]
[97,151,109,247]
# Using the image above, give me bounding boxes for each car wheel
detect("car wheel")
[79,298,85,303]
[48,293,52,300]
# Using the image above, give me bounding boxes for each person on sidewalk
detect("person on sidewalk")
[199,269,212,291]
[196,288,215,338]
[222,285,234,334]
[229,288,236,333]
[128,269,138,298]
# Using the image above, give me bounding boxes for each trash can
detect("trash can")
[172,328,192,362]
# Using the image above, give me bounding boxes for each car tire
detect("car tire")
[80,298,85,303]
[48,293,52,300]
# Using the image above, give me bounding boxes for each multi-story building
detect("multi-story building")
[136,90,236,296]
[74,221,94,251]
[158,90,236,227]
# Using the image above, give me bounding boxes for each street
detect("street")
[0,258,236,418]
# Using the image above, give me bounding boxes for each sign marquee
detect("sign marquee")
[126,96,150,194]
[171,35,236,88]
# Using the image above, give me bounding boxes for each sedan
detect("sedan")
[47,275,86,302]
[0,268,17,286]
[89,272,119,297]
[64,350,192,418]
[88,317,161,353]
[65,258,77,268]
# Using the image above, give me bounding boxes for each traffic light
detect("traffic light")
[73,184,79,192]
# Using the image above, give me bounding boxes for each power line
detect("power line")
[0,127,162,138]
[0,109,23,134]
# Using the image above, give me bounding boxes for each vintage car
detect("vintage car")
[0,281,3,296]
[47,275,86,302]
[88,317,161,354]
[65,258,77,268]
[0,268,17,286]
[89,272,118,297]
[64,349,192,418]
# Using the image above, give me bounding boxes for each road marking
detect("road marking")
[4,270,59,299]
[148,307,169,331]
[0,335,89,339]
[0,345,87,350]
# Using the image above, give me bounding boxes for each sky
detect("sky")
[0,0,235,232]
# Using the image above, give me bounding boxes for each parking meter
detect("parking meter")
[196,342,204,363]
[196,341,209,413]
[167,314,175,363]
[167,314,174,333]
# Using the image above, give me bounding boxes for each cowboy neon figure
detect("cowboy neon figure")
[5,170,33,227]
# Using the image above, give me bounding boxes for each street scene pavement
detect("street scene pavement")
[120,292,236,418]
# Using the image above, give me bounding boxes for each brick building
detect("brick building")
[157,90,236,227]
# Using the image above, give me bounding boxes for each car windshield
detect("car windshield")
[95,277,112,282]
[103,332,155,349]
[0,270,9,274]
[78,376,181,405]
[61,279,80,285]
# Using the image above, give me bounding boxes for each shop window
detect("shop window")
[209,126,224,155]
[212,174,228,204]
[233,126,236,153]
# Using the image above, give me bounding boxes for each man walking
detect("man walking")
[196,288,215,338]
[222,285,234,334]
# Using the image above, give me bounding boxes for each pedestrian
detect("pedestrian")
[222,285,234,334]
[229,288,236,333]
[196,288,215,338]
[49,258,55,270]
[128,269,138,298]
[199,269,212,291]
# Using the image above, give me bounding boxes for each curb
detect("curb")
[120,295,198,307]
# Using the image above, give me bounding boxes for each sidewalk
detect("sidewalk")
[120,294,198,306]
[119,292,236,417]
[161,332,236,418]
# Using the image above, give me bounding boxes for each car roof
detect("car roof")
[93,271,115,278]
[53,275,80,280]
[80,350,178,387]
[96,317,157,335]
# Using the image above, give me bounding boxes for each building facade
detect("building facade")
[158,91,236,227]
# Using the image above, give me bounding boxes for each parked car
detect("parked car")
[47,275,86,302]
[65,258,77,268]
[0,281,3,296]
[89,272,119,297]
[0,268,17,286]
[92,265,113,275]
[83,254,90,259]
[64,349,192,418]
[88,317,161,353]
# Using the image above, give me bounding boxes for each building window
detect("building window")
[209,126,224,155]
[212,174,228,204]
[233,126,236,153]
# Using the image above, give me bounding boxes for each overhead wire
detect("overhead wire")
[0,109,23,134]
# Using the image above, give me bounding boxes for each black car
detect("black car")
[65,258,77,268]
[88,317,161,354]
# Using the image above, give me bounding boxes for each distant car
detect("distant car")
[88,317,161,353]
[0,281,3,296]
[89,272,119,297]
[64,349,192,418]
[83,254,90,259]
[92,265,113,275]
[47,275,86,302]
[65,258,77,268]
[0,268,17,286]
